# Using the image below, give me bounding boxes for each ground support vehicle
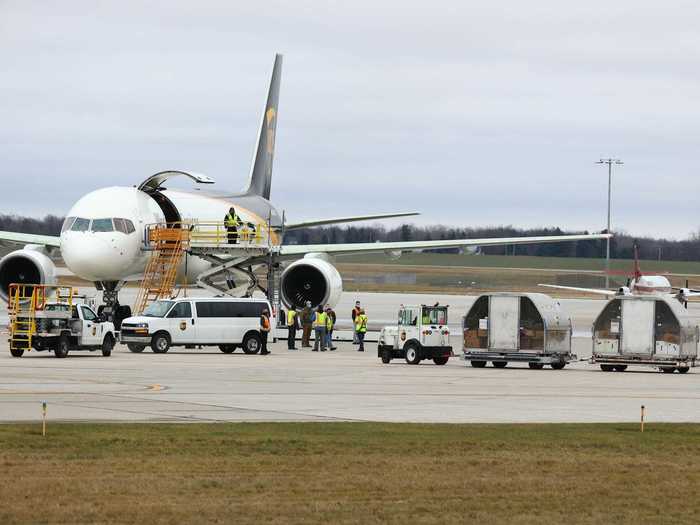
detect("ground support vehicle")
[8,284,116,358]
[462,293,575,370]
[378,304,452,365]
[120,296,272,354]
[592,296,698,373]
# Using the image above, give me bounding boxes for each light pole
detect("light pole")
[596,158,623,289]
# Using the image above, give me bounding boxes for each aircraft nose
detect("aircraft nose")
[61,232,139,281]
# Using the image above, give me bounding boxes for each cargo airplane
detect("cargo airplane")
[0,54,611,323]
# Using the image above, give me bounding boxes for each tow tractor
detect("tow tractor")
[378,304,452,365]
[8,284,117,358]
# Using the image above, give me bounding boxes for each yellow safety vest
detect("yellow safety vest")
[355,314,368,333]
[225,212,239,228]
[326,314,334,331]
[287,310,297,326]
[314,312,327,328]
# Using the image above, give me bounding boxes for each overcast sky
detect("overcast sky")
[1,1,699,239]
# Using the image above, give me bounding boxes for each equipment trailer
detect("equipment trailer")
[8,284,116,358]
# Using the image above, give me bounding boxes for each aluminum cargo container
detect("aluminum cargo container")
[592,295,698,373]
[462,293,574,369]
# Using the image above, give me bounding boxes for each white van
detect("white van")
[120,297,272,354]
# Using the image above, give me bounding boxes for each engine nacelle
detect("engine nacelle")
[280,257,342,309]
[0,248,57,302]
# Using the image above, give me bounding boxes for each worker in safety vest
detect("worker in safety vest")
[325,306,337,351]
[351,301,361,344]
[286,307,299,350]
[259,308,271,355]
[224,207,240,244]
[313,305,327,352]
[355,308,368,352]
[301,301,314,347]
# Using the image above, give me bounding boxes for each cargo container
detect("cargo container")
[592,296,698,373]
[462,293,574,369]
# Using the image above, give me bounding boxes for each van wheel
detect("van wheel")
[600,365,614,372]
[677,366,690,374]
[101,336,114,357]
[219,345,236,354]
[54,334,70,358]
[528,362,544,370]
[10,348,24,358]
[151,333,170,354]
[551,362,566,370]
[404,342,421,364]
[492,361,507,368]
[380,350,392,364]
[661,367,675,373]
[242,334,262,354]
[433,356,449,365]
[127,343,145,353]
[470,360,487,368]
[613,365,627,372]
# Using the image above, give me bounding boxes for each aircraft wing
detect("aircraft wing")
[0,231,61,248]
[284,212,420,231]
[538,284,617,296]
[279,233,612,257]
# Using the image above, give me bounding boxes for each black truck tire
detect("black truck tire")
[432,356,449,366]
[470,360,487,368]
[600,365,614,372]
[661,367,676,373]
[380,350,392,364]
[219,345,236,354]
[528,362,544,370]
[55,334,70,358]
[127,343,145,353]
[550,362,566,370]
[102,336,114,357]
[242,333,262,354]
[404,342,421,364]
[492,361,507,368]
[151,332,171,354]
[613,365,627,372]
[10,348,24,358]
[677,366,690,374]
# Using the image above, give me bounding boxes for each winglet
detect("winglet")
[244,54,282,200]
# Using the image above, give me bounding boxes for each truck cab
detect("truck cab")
[378,304,452,365]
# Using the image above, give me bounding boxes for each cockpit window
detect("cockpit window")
[70,218,91,232]
[91,218,114,232]
[113,218,136,234]
[61,217,76,233]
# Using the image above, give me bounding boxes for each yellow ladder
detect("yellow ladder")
[8,284,75,354]
[135,226,190,314]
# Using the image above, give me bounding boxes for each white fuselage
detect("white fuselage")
[60,186,276,283]
[628,275,673,295]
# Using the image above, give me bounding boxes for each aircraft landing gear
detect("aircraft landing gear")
[95,280,130,329]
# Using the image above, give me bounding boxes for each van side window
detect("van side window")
[167,302,192,318]
[195,301,267,318]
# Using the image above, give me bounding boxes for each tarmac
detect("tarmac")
[1,292,699,424]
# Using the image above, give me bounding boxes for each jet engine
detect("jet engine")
[280,256,342,308]
[0,247,57,302]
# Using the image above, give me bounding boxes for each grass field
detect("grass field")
[1,423,699,524]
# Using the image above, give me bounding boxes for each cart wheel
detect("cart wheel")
[10,348,24,358]
[380,350,392,364]
[600,365,614,372]
[219,345,236,354]
[101,335,114,357]
[127,343,145,353]
[404,343,421,364]
[550,362,566,370]
[54,334,70,358]
[661,367,676,373]
[528,362,544,370]
[492,361,507,368]
[470,361,487,368]
[613,365,627,372]
[151,333,171,354]
[433,356,449,365]
[677,366,690,374]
